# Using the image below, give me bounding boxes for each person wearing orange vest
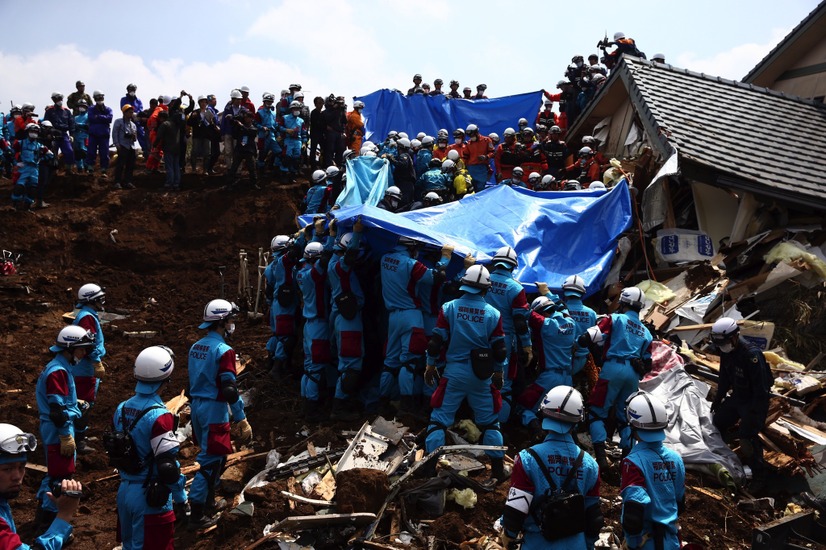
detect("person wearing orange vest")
[464,124,493,192]
[346,101,365,154]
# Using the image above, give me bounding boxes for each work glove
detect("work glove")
[93,361,105,379]
[492,371,504,390]
[463,253,476,269]
[236,418,253,443]
[522,346,534,366]
[424,365,439,387]
[313,217,325,234]
[440,243,455,259]
[536,282,549,296]
[76,399,90,412]
[353,217,364,233]
[328,218,337,238]
[59,434,76,457]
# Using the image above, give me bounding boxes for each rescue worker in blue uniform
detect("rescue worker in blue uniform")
[0,423,83,550]
[112,346,188,548]
[72,101,89,173]
[71,283,107,454]
[279,100,305,179]
[267,235,303,380]
[519,291,576,432]
[12,123,53,210]
[502,386,602,549]
[255,93,278,167]
[42,93,75,171]
[621,392,685,550]
[295,221,335,422]
[579,287,653,470]
[710,317,772,480]
[263,235,292,374]
[414,158,449,199]
[304,170,328,214]
[187,299,252,528]
[415,136,434,178]
[380,236,452,414]
[485,246,533,424]
[328,220,366,419]
[562,275,597,376]
[424,265,510,481]
[35,326,93,527]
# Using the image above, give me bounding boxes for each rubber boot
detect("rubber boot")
[593,442,611,471]
[268,357,284,381]
[304,398,324,424]
[490,457,512,483]
[188,502,219,531]
[331,398,359,422]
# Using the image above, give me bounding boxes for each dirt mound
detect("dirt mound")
[430,511,473,544]
[335,468,389,514]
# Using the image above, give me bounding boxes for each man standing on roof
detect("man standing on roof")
[599,32,646,70]
[346,101,365,154]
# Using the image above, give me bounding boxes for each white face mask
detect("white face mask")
[28,133,38,139]
[225,322,236,336]
[291,110,300,116]
[54,101,63,108]
[95,100,104,105]
[718,342,734,353]
[454,138,463,145]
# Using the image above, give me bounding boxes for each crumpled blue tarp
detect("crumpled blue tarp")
[335,156,393,208]
[355,89,544,144]
[299,182,633,296]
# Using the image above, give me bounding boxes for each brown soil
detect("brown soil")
[0,168,776,549]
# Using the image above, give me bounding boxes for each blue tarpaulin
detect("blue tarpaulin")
[354,89,544,144]
[299,182,633,296]
[335,157,393,207]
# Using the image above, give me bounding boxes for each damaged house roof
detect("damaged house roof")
[569,56,826,210]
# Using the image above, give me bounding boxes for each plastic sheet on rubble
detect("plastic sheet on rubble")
[639,342,745,481]
[301,183,632,295]
[637,280,677,305]
[764,241,826,279]
[355,88,544,144]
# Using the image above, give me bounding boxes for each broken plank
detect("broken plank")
[688,485,723,501]
[280,490,335,507]
[286,477,297,510]
[25,464,48,474]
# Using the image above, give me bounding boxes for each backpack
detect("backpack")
[103,405,163,475]
[526,447,586,541]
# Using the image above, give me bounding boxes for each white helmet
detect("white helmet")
[77,283,105,304]
[262,93,276,102]
[134,346,175,383]
[619,287,645,310]
[161,94,173,105]
[589,181,606,191]
[579,146,593,157]
[530,296,555,314]
[503,127,516,137]
[459,265,491,294]
[437,128,448,137]
[424,192,441,203]
[528,172,541,184]
[398,132,409,140]
[512,166,524,177]
[711,317,739,343]
[289,100,301,110]
[447,149,460,162]
[334,232,358,252]
[51,325,95,353]
[397,137,411,149]
[582,135,596,145]
[385,186,402,199]
[492,246,518,269]
[200,299,238,328]
[441,159,456,173]
[652,53,666,63]
[410,138,421,149]
[230,89,243,99]
[342,148,356,161]
[240,86,250,93]
[362,150,377,157]
[614,31,626,41]
[466,123,478,134]
[271,234,291,252]
[563,275,586,296]
[197,95,208,102]
[539,385,584,432]
[294,91,304,100]
[416,132,426,140]
[421,135,434,146]
[325,165,340,178]
[626,391,668,442]
[0,423,37,459]
[303,241,324,260]
[539,174,555,189]
[311,169,327,184]
[517,117,528,127]
[353,100,364,109]
[488,132,499,143]
[40,120,53,128]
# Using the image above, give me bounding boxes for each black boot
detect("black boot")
[188,502,219,530]
[331,398,359,422]
[593,442,611,471]
[304,399,325,423]
[268,357,284,381]
[490,457,511,483]
[378,397,396,418]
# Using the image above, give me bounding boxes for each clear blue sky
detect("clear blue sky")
[0,0,818,110]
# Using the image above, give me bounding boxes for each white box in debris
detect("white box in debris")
[655,229,715,264]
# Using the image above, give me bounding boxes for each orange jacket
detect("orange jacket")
[464,136,493,166]
[446,142,469,164]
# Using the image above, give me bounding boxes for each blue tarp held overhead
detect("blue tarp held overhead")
[335,157,393,208]
[354,89,544,144]
[299,182,633,296]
